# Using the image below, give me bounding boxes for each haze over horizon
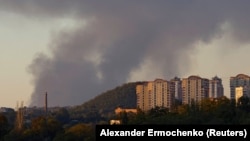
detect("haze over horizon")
[1,1,250,108]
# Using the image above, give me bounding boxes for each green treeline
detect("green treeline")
[0,115,95,141]
[1,96,250,141]
[123,96,250,125]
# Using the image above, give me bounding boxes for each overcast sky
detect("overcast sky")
[1,0,250,108]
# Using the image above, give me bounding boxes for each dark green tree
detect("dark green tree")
[53,123,95,141]
[0,114,9,140]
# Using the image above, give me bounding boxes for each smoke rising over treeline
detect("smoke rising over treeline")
[1,1,250,106]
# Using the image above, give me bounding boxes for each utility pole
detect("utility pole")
[45,92,48,117]
[44,92,50,141]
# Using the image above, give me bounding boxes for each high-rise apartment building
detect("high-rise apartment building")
[136,75,225,111]
[170,77,182,102]
[209,76,224,98]
[235,86,250,104]
[136,82,150,111]
[230,74,250,100]
[235,87,243,105]
[136,79,174,111]
[182,75,209,105]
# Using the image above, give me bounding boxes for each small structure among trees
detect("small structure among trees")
[115,107,137,115]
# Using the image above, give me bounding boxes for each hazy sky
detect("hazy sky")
[1,1,250,108]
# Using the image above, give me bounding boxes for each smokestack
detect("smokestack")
[45,92,48,116]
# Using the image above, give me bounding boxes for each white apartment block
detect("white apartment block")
[181,75,209,105]
[230,74,250,100]
[136,79,174,111]
[235,86,250,105]
[136,75,224,111]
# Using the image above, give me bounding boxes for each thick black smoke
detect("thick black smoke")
[2,1,250,107]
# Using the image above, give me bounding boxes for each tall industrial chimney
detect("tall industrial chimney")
[45,92,48,116]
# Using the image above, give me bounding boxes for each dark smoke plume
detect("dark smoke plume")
[1,1,250,106]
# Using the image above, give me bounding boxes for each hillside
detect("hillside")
[68,81,144,123]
